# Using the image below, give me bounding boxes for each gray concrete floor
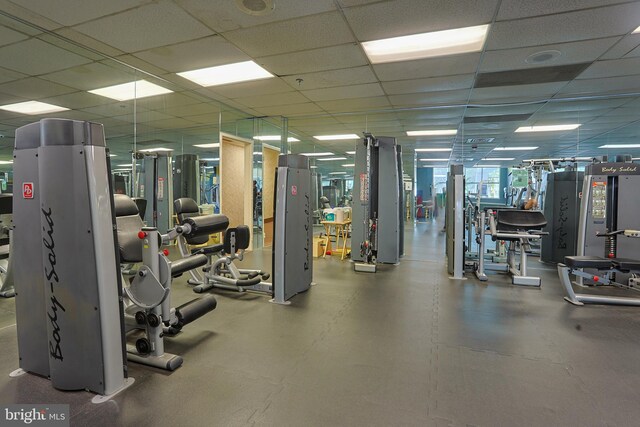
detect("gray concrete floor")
[1,220,640,426]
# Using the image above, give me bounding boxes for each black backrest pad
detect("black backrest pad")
[496,209,547,232]
[174,197,200,223]
[114,194,144,263]
[183,215,229,239]
[223,225,250,253]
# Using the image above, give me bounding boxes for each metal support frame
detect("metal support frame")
[558,263,640,306]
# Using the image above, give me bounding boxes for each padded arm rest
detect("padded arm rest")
[171,254,208,277]
[182,214,229,238]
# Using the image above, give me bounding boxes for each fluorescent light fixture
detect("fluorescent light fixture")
[310,165,318,169]
[300,152,334,157]
[0,101,69,115]
[88,80,172,101]
[201,157,219,161]
[493,146,538,151]
[193,143,220,148]
[0,160,13,165]
[254,135,300,142]
[253,152,262,155]
[420,158,450,161]
[117,164,133,167]
[634,26,640,34]
[414,148,452,152]
[329,171,347,175]
[346,151,355,155]
[138,147,174,153]
[515,124,581,133]
[407,130,457,136]
[482,157,515,161]
[362,24,489,64]
[476,164,501,168]
[109,154,117,157]
[318,157,347,161]
[204,166,214,169]
[342,164,355,167]
[599,144,640,149]
[313,134,360,141]
[177,61,273,87]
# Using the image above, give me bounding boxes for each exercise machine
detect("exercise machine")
[352,133,402,272]
[0,193,14,297]
[446,165,466,279]
[137,151,173,234]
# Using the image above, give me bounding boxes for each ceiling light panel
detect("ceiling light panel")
[317,157,347,161]
[515,124,581,132]
[362,24,489,64]
[138,147,174,152]
[313,134,360,141]
[193,143,220,148]
[407,130,457,136]
[177,61,273,87]
[0,101,69,115]
[420,158,450,161]
[493,147,538,151]
[414,148,452,152]
[599,144,640,148]
[300,152,334,157]
[254,135,300,142]
[483,157,515,161]
[88,80,173,101]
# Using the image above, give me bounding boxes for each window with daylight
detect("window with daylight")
[465,167,501,199]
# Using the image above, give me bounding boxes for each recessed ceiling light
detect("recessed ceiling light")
[515,124,580,133]
[599,144,640,149]
[300,152,334,157]
[525,50,562,64]
[407,130,457,136]
[109,154,118,157]
[493,147,538,151]
[318,157,347,161]
[254,135,300,142]
[420,158,450,161]
[194,143,220,148]
[633,25,640,34]
[342,164,355,167]
[482,157,515,161]
[346,151,356,155]
[253,152,262,155]
[177,61,273,87]
[138,147,174,153]
[329,171,347,175]
[313,134,360,141]
[476,164,501,168]
[0,160,13,165]
[362,24,489,64]
[201,157,220,161]
[0,101,69,115]
[414,148,452,152]
[88,80,172,101]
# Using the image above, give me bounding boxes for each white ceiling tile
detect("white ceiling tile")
[557,75,640,96]
[40,91,108,110]
[382,74,475,95]
[14,0,153,26]
[470,82,566,102]
[578,57,640,79]
[544,98,629,111]
[316,96,391,112]
[0,66,26,85]
[82,102,142,118]
[136,92,207,110]
[254,102,325,116]
[480,37,619,72]
[209,79,294,98]
[134,35,250,73]
[113,110,176,123]
[302,83,384,102]
[623,43,640,58]
[343,0,498,41]
[39,62,138,90]
[487,4,640,50]
[183,113,222,124]
[73,0,213,53]
[337,0,392,6]
[176,0,336,32]
[142,117,198,129]
[389,89,470,107]
[53,28,125,58]
[158,102,221,117]
[497,0,631,21]
[0,77,76,99]
[224,12,354,57]
[373,53,481,81]
[600,34,640,59]
[0,25,29,47]
[257,44,368,75]
[0,38,92,75]
[281,67,378,90]
[234,91,310,108]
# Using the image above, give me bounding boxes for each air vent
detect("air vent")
[465,138,495,144]
[474,63,590,88]
[463,114,532,124]
[236,0,275,15]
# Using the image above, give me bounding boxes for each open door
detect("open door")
[262,144,280,247]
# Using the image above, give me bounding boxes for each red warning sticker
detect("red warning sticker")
[23,182,33,199]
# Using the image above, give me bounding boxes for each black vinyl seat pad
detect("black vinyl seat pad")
[564,256,614,270]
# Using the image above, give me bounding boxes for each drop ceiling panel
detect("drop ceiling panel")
[599,33,640,59]
[302,83,384,102]
[497,0,630,21]
[40,92,109,110]
[623,43,640,58]
[134,35,250,73]
[53,28,125,58]
[464,105,541,116]
[0,77,76,99]
[337,0,393,6]
[175,0,336,33]
[255,102,325,116]
[281,67,378,90]
[389,89,470,107]
[233,91,310,108]
[159,102,222,117]
[39,62,138,91]
[578,57,640,79]
[14,0,153,26]
[543,98,629,111]
[73,0,213,53]
[142,117,198,129]
[382,74,475,95]
[209,79,294,98]
[343,0,498,41]
[479,38,619,73]
[0,25,29,47]
[224,12,354,57]
[0,67,26,85]
[137,92,206,110]
[557,75,640,96]
[257,44,368,75]
[113,111,176,123]
[470,82,566,102]
[82,102,143,118]
[181,113,220,124]
[486,3,640,50]
[0,38,92,75]
[373,53,481,81]
[316,96,391,112]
